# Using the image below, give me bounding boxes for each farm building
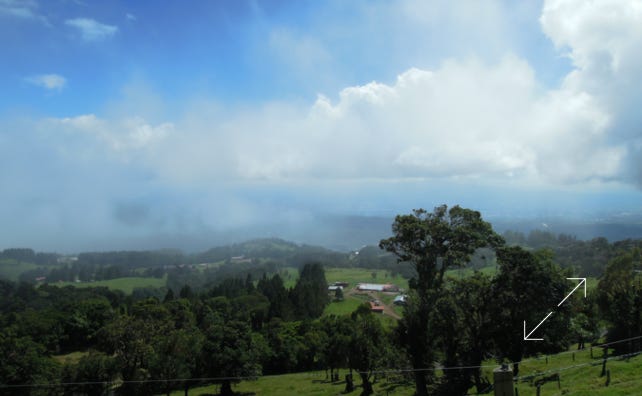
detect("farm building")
[328,285,344,291]
[357,283,399,292]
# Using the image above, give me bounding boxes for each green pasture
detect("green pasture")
[54,274,167,294]
[277,267,299,288]
[324,267,409,290]
[0,259,42,281]
[323,297,364,316]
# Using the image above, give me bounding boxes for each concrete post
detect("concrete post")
[494,364,514,396]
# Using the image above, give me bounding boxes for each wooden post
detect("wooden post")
[605,369,611,386]
[493,365,514,396]
[572,352,575,362]
[536,384,541,396]
[600,346,608,376]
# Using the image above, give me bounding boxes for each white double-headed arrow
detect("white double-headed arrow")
[523,278,586,341]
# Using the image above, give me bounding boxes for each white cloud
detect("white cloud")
[0,0,37,19]
[125,13,136,21]
[51,114,172,153]
[0,0,48,24]
[65,17,118,41]
[541,0,642,184]
[25,73,66,91]
[39,54,628,189]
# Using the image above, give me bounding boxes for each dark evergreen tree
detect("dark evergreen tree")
[290,262,329,320]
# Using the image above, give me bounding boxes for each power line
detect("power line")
[514,348,642,382]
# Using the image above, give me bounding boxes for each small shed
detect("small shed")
[393,294,407,306]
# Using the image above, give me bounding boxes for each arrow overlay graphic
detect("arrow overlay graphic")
[523,278,587,341]
[524,311,553,341]
[557,278,587,307]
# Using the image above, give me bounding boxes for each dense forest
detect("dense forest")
[1,206,641,395]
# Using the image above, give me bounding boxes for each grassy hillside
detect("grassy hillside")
[505,346,642,395]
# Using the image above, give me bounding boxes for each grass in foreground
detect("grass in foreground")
[168,371,414,396]
[477,345,642,395]
[162,347,642,396]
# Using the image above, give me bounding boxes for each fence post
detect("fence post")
[493,364,514,396]
[605,369,611,386]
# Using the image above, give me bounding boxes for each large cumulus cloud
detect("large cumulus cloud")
[48,55,622,186]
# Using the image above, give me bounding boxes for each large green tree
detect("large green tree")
[380,205,503,396]
[200,300,261,396]
[97,299,173,395]
[433,273,495,394]
[491,247,573,375]
[347,304,388,396]
[597,251,642,353]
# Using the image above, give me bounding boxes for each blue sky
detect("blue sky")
[1,0,642,251]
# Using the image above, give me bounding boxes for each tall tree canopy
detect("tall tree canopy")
[380,205,503,396]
